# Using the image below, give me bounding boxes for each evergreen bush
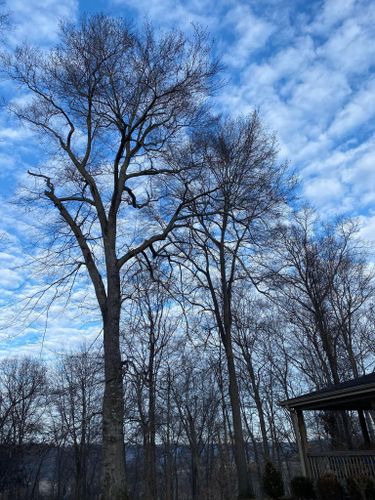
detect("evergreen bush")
[290,476,315,499]
[263,461,284,499]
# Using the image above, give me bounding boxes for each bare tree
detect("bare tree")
[271,210,375,447]
[272,211,374,385]
[3,14,218,498]
[51,348,103,499]
[168,113,293,498]
[0,357,47,498]
[121,267,179,500]
[233,295,271,460]
[0,357,46,447]
[171,352,221,500]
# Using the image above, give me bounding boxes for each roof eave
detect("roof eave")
[280,384,375,410]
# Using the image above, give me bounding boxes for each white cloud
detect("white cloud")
[309,0,356,35]
[358,213,375,243]
[318,18,375,76]
[0,126,32,141]
[6,0,78,47]
[214,0,375,225]
[289,64,350,117]
[0,266,101,360]
[327,78,375,139]
[303,176,344,208]
[222,4,275,68]
[0,0,375,358]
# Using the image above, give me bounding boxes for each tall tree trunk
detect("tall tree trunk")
[101,270,128,500]
[164,371,173,500]
[210,285,252,496]
[318,319,352,449]
[241,346,270,459]
[145,385,157,500]
[219,220,253,498]
[145,330,157,500]
[223,337,253,499]
[188,416,201,500]
[191,450,200,500]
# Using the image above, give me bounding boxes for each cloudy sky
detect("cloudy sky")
[0,0,374,358]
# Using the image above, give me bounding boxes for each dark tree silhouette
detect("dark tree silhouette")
[3,15,218,498]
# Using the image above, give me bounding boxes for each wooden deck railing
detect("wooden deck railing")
[307,451,375,480]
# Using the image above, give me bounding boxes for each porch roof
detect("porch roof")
[280,372,375,411]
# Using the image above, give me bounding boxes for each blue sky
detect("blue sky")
[0,0,374,357]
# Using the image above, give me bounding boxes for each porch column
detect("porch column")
[358,410,371,445]
[291,408,310,477]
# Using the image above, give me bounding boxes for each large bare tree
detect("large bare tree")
[4,15,218,499]
[168,113,293,498]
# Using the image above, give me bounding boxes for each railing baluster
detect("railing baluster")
[306,451,375,481]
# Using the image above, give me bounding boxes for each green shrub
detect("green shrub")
[316,473,344,500]
[263,461,284,499]
[290,476,315,499]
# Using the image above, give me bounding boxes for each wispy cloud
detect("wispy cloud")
[6,0,78,46]
[0,0,374,357]
[222,4,275,68]
[212,0,375,219]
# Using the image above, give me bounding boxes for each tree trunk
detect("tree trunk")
[191,450,200,500]
[101,277,128,500]
[242,347,270,459]
[164,367,173,500]
[224,337,253,499]
[144,411,157,500]
[145,331,157,500]
[188,417,201,500]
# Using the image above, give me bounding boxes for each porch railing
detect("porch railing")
[307,451,375,480]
